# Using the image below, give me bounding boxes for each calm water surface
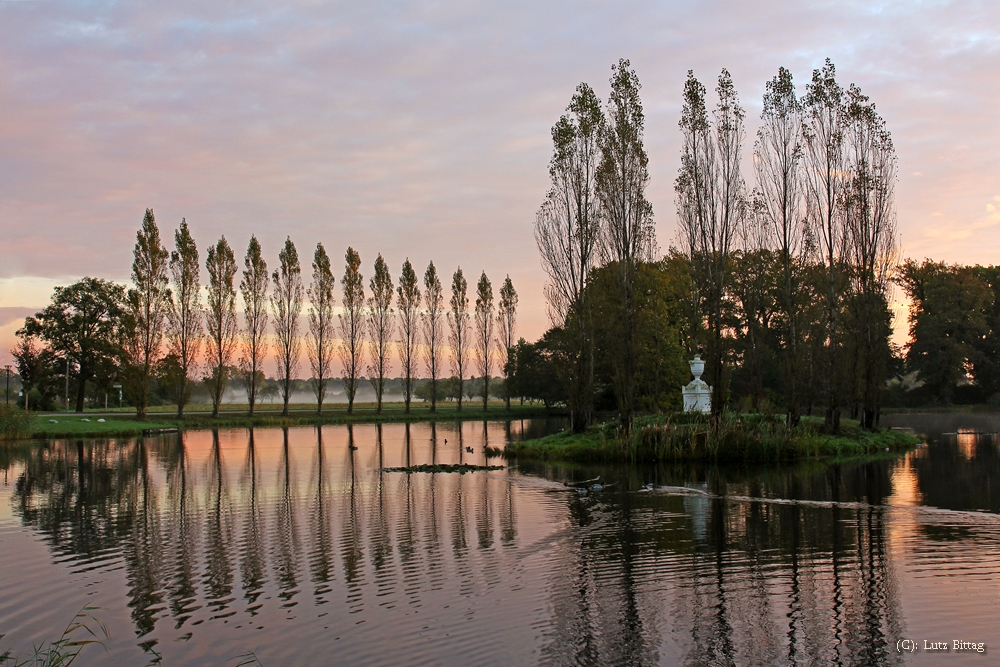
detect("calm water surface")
[1,414,999,666]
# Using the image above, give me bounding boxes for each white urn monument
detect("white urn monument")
[682,355,712,414]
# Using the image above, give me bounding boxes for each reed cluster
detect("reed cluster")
[0,406,33,441]
[508,413,919,464]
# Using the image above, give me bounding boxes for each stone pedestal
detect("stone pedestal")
[682,355,712,414]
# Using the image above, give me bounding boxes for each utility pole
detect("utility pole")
[4,365,10,405]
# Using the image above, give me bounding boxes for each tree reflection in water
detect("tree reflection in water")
[203,430,234,620]
[308,426,333,604]
[339,423,365,614]
[534,459,904,667]
[4,424,918,666]
[240,429,266,615]
[166,432,200,628]
[273,427,299,610]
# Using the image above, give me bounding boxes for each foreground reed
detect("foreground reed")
[0,405,33,441]
[0,607,108,667]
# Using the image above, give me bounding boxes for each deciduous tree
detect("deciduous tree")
[271,237,303,416]
[804,58,848,430]
[205,236,238,418]
[535,82,603,431]
[754,67,807,424]
[126,208,170,419]
[675,69,747,420]
[843,84,898,428]
[18,278,126,412]
[496,275,518,411]
[897,261,992,404]
[166,219,202,417]
[448,268,469,411]
[596,59,656,431]
[397,259,421,413]
[423,262,444,413]
[474,271,494,411]
[12,335,41,410]
[240,235,268,415]
[338,247,365,415]
[368,254,394,414]
[308,243,336,414]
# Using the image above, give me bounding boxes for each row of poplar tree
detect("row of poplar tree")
[535,58,898,432]
[15,210,518,419]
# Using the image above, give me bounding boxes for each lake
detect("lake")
[1,413,998,666]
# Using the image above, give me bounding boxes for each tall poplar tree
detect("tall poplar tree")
[167,218,201,417]
[240,235,268,415]
[308,243,336,414]
[368,254,394,414]
[338,247,365,415]
[804,58,848,430]
[474,271,494,410]
[423,261,444,413]
[535,82,603,430]
[205,236,238,418]
[448,267,469,411]
[397,259,421,413]
[596,59,655,432]
[271,237,303,416]
[496,276,518,411]
[127,208,170,420]
[843,84,898,429]
[754,67,807,425]
[676,69,747,420]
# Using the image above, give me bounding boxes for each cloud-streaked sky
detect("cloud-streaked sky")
[2,0,999,364]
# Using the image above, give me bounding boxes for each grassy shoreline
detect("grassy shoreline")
[10,403,559,440]
[506,413,921,464]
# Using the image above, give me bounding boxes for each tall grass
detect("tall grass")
[508,413,919,463]
[625,413,915,462]
[0,607,108,667]
[0,405,32,441]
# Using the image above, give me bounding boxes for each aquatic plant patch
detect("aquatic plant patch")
[507,413,921,464]
[380,464,506,474]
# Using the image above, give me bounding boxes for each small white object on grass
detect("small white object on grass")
[81,418,90,422]
[49,419,58,423]
[97,418,106,423]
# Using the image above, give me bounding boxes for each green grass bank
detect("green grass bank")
[9,402,558,440]
[506,413,921,464]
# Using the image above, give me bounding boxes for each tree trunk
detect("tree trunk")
[74,369,87,413]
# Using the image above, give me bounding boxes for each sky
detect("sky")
[1,0,999,371]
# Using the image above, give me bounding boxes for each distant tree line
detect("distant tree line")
[13,212,517,417]
[893,260,1000,406]
[527,58,900,433]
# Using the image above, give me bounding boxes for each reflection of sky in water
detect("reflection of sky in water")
[957,430,977,460]
[1,416,999,665]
